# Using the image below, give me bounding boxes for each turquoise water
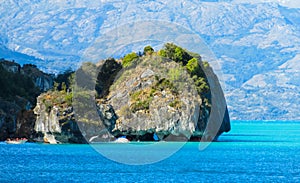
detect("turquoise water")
[1,121,300,182]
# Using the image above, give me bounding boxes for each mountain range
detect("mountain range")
[0,0,299,120]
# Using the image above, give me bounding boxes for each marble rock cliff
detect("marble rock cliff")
[32,45,231,143]
[33,92,85,144]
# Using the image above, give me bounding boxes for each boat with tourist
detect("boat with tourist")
[5,138,28,144]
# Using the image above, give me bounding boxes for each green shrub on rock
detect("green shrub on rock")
[157,49,167,57]
[143,46,154,55]
[129,89,154,113]
[161,43,193,65]
[186,58,200,76]
[122,52,139,67]
[192,75,210,95]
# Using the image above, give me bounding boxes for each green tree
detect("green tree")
[157,49,167,57]
[193,76,209,95]
[161,43,193,65]
[53,82,59,91]
[61,82,67,92]
[143,46,154,55]
[186,58,200,76]
[55,69,74,91]
[122,52,139,67]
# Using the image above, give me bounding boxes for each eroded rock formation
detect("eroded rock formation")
[31,44,231,143]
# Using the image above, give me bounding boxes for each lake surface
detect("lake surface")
[1,121,300,182]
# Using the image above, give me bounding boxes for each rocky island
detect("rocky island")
[0,43,230,143]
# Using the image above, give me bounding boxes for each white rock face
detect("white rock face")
[43,133,58,144]
[108,59,202,139]
[34,96,61,134]
[34,76,54,92]
[0,0,299,120]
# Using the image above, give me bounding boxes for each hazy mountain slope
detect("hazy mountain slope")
[0,0,299,120]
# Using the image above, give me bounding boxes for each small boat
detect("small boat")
[5,138,28,144]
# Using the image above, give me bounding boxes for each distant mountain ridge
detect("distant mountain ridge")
[0,0,299,120]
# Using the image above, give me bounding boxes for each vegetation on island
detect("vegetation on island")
[118,43,211,112]
[51,43,211,126]
[40,70,75,112]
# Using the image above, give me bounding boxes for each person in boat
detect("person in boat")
[22,138,28,141]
